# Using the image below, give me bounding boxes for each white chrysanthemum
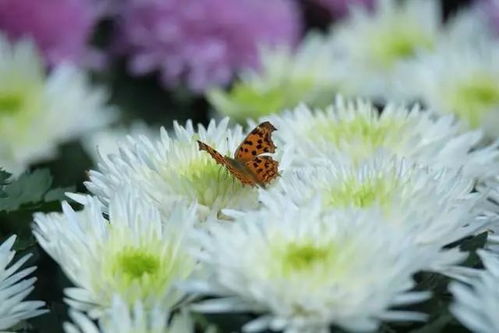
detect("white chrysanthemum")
[450,250,499,333]
[0,34,114,174]
[86,118,289,220]
[269,98,499,182]
[187,199,434,333]
[208,32,340,122]
[266,155,488,257]
[329,0,492,102]
[0,235,47,330]
[33,190,197,318]
[330,0,440,101]
[82,121,158,164]
[64,297,193,333]
[407,42,499,138]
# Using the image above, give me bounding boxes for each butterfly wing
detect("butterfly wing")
[197,140,229,167]
[234,121,277,161]
[244,155,279,187]
[197,140,258,186]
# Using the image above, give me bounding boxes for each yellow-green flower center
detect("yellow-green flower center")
[282,243,330,272]
[0,93,23,115]
[176,156,248,207]
[266,239,342,283]
[101,236,194,309]
[309,114,407,162]
[325,176,399,211]
[114,248,160,281]
[212,77,334,123]
[448,75,499,128]
[218,85,286,121]
[371,26,433,68]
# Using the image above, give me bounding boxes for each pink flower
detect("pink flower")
[313,0,375,18]
[116,0,302,92]
[0,0,101,66]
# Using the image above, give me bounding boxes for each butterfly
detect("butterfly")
[197,121,280,187]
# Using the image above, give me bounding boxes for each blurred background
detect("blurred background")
[0,0,477,186]
[0,0,491,331]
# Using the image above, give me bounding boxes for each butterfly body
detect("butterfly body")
[197,121,279,187]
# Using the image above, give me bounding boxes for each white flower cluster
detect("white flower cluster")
[211,0,499,140]
[333,0,499,137]
[0,235,47,330]
[451,250,499,333]
[30,95,499,332]
[0,0,496,332]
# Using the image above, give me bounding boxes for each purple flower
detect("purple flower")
[313,0,375,18]
[116,0,301,92]
[0,0,101,66]
[479,0,499,35]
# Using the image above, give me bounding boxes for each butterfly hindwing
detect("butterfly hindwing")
[244,156,279,186]
[234,121,277,161]
[225,157,260,185]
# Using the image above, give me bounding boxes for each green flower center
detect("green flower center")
[310,114,406,162]
[282,243,330,272]
[102,232,194,307]
[0,93,23,115]
[449,75,499,128]
[371,26,433,68]
[325,176,399,210]
[114,248,160,280]
[212,77,332,123]
[158,141,259,215]
[222,84,286,121]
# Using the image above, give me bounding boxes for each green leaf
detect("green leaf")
[0,169,53,212]
[0,168,11,197]
[0,168,10,185]
[44,186,75,202]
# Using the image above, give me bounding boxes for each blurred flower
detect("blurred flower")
[404,42,499,138]
[82,121,157,164]
[33,190,197,317]
[480,0,499,35]
[208,32,339,122]
[86,119,290,221]
[263,155,488,270]
[116,0,301,92]
[188,199,433,333]
[330,0,441,101]
[329,0,491,102]
[450,250,499,333]
[0,0,102,66]
[64,297,193,333]
[269,97,499,182]
[313,0,375,18]
[0,35,115,174]
[0,235,47,330]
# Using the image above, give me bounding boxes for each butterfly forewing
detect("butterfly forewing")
[197,140,228,167]
[234,121,277,161]
[197,140,259,185]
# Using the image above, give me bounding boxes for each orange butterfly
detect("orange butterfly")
[197,121,280,187]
